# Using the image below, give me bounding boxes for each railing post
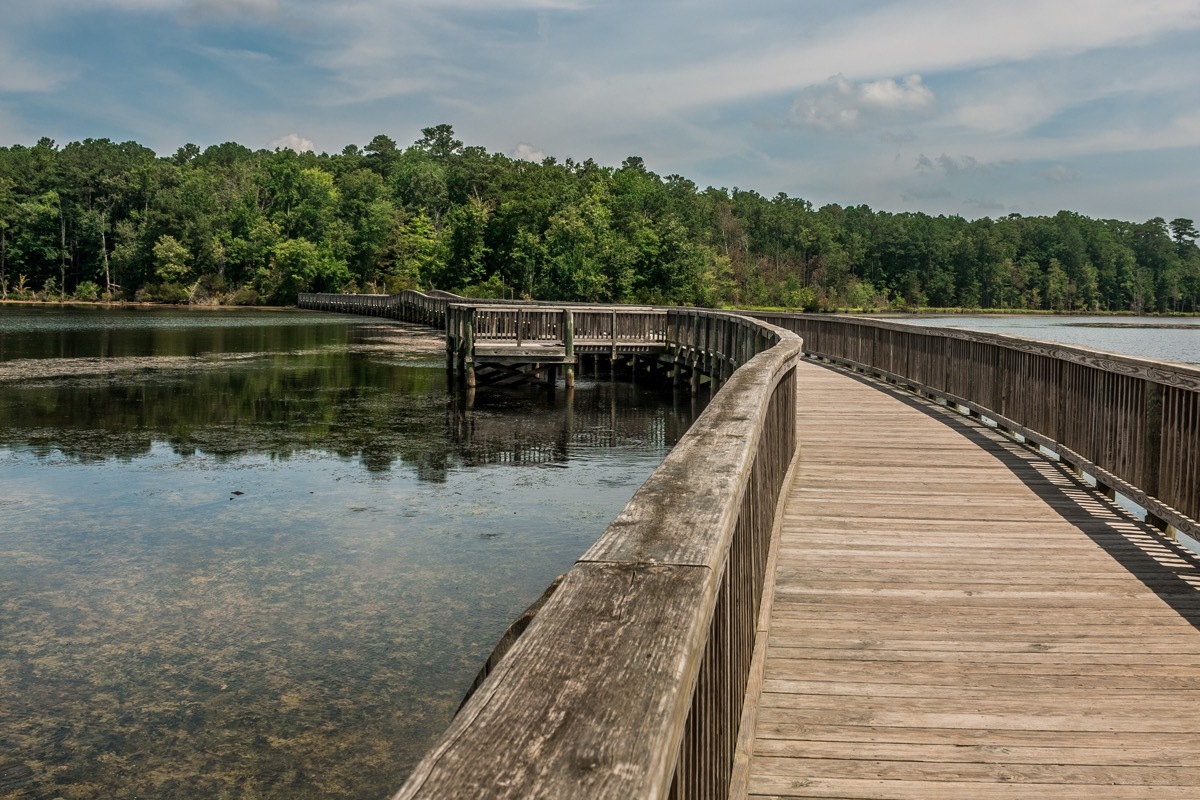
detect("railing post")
[670,311,683,390]
[563,309,575,389]
[1144,380,1163,503]
[690,311,701,393]
[446,307,457,375]
[611,309,618,361]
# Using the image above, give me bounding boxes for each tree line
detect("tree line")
[1,125,1198,312]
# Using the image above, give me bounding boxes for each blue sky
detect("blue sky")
[4,0,1200,221]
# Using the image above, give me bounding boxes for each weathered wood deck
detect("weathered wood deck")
[743,359,1200,799]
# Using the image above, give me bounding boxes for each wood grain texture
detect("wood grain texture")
[395,562,710,800]
[743,360,1200,799]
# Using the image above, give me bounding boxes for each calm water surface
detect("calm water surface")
[0,305,704,799]
[879,314,1200,364]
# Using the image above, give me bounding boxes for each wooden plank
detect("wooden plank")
[748,775,1200,799]
[750,755,1200,785]
[760,679,1200,699]
[757,693,1200,722]
[752,737,1200,767]
[760,657,1200,681]
[752,721,1200,748]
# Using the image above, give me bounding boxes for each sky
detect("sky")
[3,0,1200,222]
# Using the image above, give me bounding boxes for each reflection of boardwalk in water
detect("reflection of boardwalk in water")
[445,383,706,466]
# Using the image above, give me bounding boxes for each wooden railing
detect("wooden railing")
[442,305,669,345]
[470,305,565,342]
[575,308,669,342]
[670,310,779,392]
[298,290,452,327]
[298,291,804,796]
[395,310,801,799]
[755,312,1200,540]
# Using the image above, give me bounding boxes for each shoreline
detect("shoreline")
[5,297,1200,319]
[0,299,293,311]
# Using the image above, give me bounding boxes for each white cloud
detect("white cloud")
[880,130,917,146]
[1045,164,1078,183]
[948,83,1067,135]
[791,74,935,133]
[553,0,1200,120]
[0,51,76,92]
[916,153,998,175]
[268,133,315,152]
[184,0,280,19]
[0,5,78,94]
[196,45,273,63]
[930,110,1200,166]
[902,186,953,202]
[513,142,546,161]
[325,76,434,105]
[47,0,185,10]
[0,100,37,145]
[49,0,581,9]
[965,198,1007,211]
[940,55,1200,138]
[940,154,986,175]
[399,0,583,6]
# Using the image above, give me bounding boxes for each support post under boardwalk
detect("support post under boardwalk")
[562,309,575,389]
[463,308,476,388]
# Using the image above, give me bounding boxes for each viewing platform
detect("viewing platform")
[298,292,1200,799]
[445,304,670,388]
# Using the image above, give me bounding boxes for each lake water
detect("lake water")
[0,305,705,800]
[875,314,1200,365]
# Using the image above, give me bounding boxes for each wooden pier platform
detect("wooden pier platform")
[743,360,1200,799]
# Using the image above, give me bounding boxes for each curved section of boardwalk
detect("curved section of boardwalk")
[748,360,1200,799]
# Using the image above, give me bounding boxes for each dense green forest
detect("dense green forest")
[1,125,1198,312]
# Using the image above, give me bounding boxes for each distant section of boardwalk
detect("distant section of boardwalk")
[746,360,1200,799]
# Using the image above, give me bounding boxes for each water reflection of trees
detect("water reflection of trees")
[0,355,702,480]
[0,306,358,361]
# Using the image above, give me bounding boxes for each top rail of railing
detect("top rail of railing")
[298,292,673,336]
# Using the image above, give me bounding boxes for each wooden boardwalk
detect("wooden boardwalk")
[745,360,1200,799]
